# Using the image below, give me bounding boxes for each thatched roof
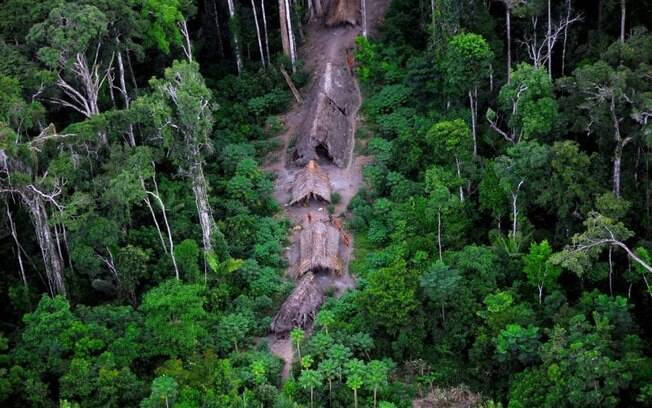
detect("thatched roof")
[293,216,343,279]
[292,62,355,168]
[271,272,324,335]
[325,0,359,27]
[289,160,332,206]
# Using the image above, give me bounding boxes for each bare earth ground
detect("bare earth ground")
[263,1,390,380]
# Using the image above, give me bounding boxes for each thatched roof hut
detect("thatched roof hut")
[294,216,343,279]
[289,160,332,206]
[271,272,324,335]
[292,62,355,168]
[325,0,359,27]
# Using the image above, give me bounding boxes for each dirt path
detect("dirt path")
[264,1,389,380]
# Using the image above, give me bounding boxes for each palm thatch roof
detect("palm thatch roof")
[270,272,324,335]
[293,215,343,279]
[289,160,332,206]
[325,0,359,27]
[292,62,355,168]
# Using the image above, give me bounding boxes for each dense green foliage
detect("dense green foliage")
[1,0,651,407]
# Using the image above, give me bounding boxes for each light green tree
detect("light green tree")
[523,240,561,304]
[299,369,323,408]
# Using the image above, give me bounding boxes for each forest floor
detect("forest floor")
[264,1,389,381]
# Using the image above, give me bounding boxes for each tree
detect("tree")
[0,126,67,296]
[523,240,561,304]
[553,212,652,297]
[140,280,207,358]
[443,34,493,155]
[493,141,550,238]
[146,61,228,275]
[299,369,322,407]
[140,375,178,408]
[326,344,352,381]
[290,327,305,361]
[426,119,473,200]
[537,141,598,229]
[570,61,636,197]
[346,359,366,408]
[28,4,109,124]
[219,312,253,353]
[487,63,558,144]
[420,261,461,324]
[318,358,338,405]
[360,260,419,333]
[495,324,541,366]
[425,166,459,260]
[494,0,526,83]
[366,360,391,408]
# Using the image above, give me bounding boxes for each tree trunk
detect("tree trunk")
[279,0,290,57]
[608,245,614,296]
[190,161,217,282]
[620,0,626,44]
[361,0,367,37]
[25,195,66,296]
[211,0,226,58]
[260,0,271,65]
[538,283,543,304]
[506,6,512,83]
[455,156,464,202]
[179,19,193,62]
[251,0,266,66]
[314,0,323,17]
[6,204,28,287]
[285,0,297,72]
[610,95,631,198]
[561,0,571,76]
[547,0,552,78]
[468,88,478,156]
[353,389,358,408]
[227,0,243,74]
[437,208,443,261]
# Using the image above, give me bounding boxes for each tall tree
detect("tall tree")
[147,61,228,274]
[443,35,493,156]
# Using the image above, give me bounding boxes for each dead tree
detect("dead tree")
[520,9,582,72]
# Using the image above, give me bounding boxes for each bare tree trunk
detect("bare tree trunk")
[251,0,266,67]
[620,0,626,44]
[190,161,217,283]
[511,180,524,238]
[212,0,226,58]
[25,195,65,296]
[608,245,614,296]
[506,6,512,83]
[260,0,271,65]
[314,0,323,17]
[227,0,243,74]
[6,204,28,287]
[150,175,179,280]
[279,0,290,57]
[362,0,367,37]
[538,283,543,304]
[285,0,297,72]
[455,156,464,202]
[547,0,552,78]
[116,46,136,147]
[179,19,193,62]
[469,88,478,156]
[561,0,571,76]
[610,95,631,197]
